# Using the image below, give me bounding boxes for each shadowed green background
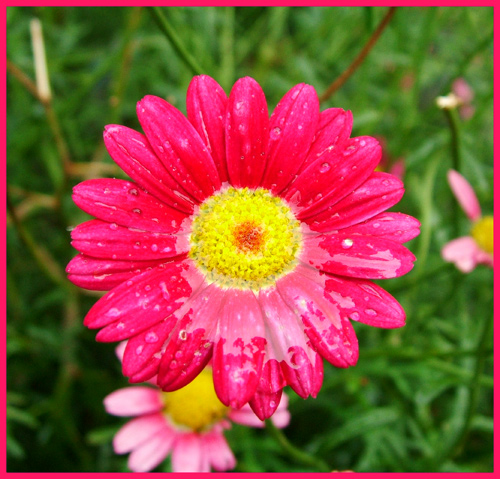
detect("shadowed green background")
[6,6,493,472]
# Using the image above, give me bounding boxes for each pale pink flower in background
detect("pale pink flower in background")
[375,136,405,180]
[441,169,493,272]
[68,75,419,419]
[105,346,290,473]
[452,78,475,120]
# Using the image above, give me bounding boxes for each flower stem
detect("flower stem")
[442,106,462,238]
[319,7,397,102]
[265,419,330,472]
[7,190,70,291]
[148,7,204,76]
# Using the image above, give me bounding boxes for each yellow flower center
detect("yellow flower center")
[189,187,302,289]
[471,215,494,255]
[163,368,228,432]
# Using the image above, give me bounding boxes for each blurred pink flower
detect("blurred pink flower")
[441,170,493,272]
[452,78,475,120]
[105,346,290,473]
[374,136,405,180]
[68,75,419,419]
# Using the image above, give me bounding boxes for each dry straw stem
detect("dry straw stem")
[319,7,397,103]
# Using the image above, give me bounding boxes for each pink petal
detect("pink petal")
[302,232,416,279]
[321,273,406,328]
[83,260,204,341]
[113,413,169,454]
[301,172,405,231]
[122,317,179,383]
[171,434,207,473]
[248,387,283,421]
[202,429,236,472]
[72,179,190,234]
[225,76,269,188]
[261,83,319,194]
[228,404,265,428]
[103,125,195,213]
[269,393,291,429]
[248,358,285,420]
[212,289,266,409]
[137,95,221,203]
[104,386,163,417]
[66,253,167,291]
[333,212,421,243]
[298,108,353,172]
[281,348,324,399]
[157,282,224,391]
[258,286,321,398]
[285,136,381,215]
[186,75,229,182]
[277,269,359,368]
[230,393,290,428]
[70,219,189,261]
[127,426,176,472]
[441,236,483,273]
[447,170,482,221]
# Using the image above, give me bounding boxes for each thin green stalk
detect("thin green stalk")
[446,313,493,458]
[7,191,70,291]
[265,419,330,472]
[148,7,204,76]
[442,106,461,238]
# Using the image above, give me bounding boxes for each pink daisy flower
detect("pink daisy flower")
[441,169,493,272]
[67,75,419,419]
[104,349,290,473]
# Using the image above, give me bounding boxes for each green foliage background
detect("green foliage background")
[6,6,493,473]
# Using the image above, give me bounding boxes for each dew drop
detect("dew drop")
[103,188,110,194]
[179,330,188,341]
[109,223,118,230]
[364,308,377,316]
[108,308,121,317]
[373,222,380,228]
[116,322,125,330]
[145,331,158,343]
[144,284,152,291]
[128,188,138,196]
[319,162,330,173]
[135,345,144,355]
[270,127,281,139]
[341,238,354,249]
[132,208,142,214]
[351,311,360,320]
[151,244,158,252]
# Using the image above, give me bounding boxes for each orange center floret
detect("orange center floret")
[232,221,267,253]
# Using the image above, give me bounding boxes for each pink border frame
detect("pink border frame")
[3,2,496,477]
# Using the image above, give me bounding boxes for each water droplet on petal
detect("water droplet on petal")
[319,162,330,173]
[129,188,138,196]
[341,238,354,249]
[132,208,142,214]
[151,244,158,252]
[145,331,158,343]
[351,312,360,320]
[179,330,188,341]
[135,345,144,355]
[270,127,281,139]
[364,308,377,316]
